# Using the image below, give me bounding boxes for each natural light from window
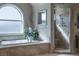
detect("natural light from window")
[0,5,23,34]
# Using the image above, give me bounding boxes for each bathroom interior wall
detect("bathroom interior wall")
[31,3,51,42]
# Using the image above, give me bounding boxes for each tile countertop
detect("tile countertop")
[0,39,50,49]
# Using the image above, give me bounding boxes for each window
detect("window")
[41,12,46,23]
[0,4,23,34]
[38,9,47,25]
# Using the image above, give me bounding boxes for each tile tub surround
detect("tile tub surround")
[0,43,50,56]
[0,35,50,48]
[0,38,50,56]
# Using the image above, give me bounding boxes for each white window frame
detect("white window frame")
[0,4,24,36]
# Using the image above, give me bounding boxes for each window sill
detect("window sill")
[0,33,24,36]
[0,39,50,49]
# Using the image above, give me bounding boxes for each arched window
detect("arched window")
[0,4,23,34]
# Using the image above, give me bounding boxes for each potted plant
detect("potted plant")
[24,27,39,42]
[32,29,39,40]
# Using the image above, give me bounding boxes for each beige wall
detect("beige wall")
[70,4,79,53]
[31,3,51,42]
